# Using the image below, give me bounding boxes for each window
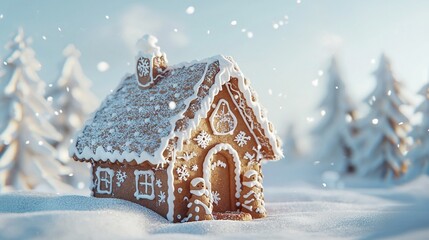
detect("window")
[134,170,155,200]
[96,167,114,194]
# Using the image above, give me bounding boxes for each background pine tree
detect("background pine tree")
[0,29,71,191]
[45,44,98,189]
[407,82,429,176]
[283,124,301,161]
[352,54,410,180]
[311,57,358,174]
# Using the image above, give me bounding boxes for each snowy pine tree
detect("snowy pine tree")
[45,44,98,163]
[406,82,429,176]
[0,29,70,191]
[352,54,410,179]
[311,57,358,174]
[45,44,98,189]
[283,124,301,161]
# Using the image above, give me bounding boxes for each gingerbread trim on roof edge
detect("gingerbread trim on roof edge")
[70,34,283,222]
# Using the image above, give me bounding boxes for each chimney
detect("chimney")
[135,35,167,88]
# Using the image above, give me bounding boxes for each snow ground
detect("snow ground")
[0,175,428,240]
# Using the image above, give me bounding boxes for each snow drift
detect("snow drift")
[1,176,428,239]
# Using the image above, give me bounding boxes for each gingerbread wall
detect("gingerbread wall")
[171,81,264,222]
[91,161,169,218]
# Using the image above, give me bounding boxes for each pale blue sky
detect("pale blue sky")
[1,0,429,138]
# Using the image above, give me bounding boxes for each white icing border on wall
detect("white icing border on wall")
[95,167,114,194]
[166,150,176,222]
[134,170,155,200]
[209,99,237,135]
[203,143,242,203]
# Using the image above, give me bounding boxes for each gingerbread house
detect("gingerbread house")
[70,35,283,222]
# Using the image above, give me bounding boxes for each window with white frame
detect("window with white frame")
[134,170,155,200]
[95,167,114,194]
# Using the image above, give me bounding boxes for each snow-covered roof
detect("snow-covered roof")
[70,55,283,165]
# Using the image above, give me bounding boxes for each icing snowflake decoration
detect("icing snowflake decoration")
[137,57,150,77]
[156,178,162,188]
[115,170,127,187]
[193,130,212,149]
[210,99,237,135]
[191,164,198,172]
[158,191,166,206]
[176,165,190,182]
[234,131,251,147]
[211,191,221,205]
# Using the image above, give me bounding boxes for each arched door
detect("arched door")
[203,144,241,213]
[210,152,233,212]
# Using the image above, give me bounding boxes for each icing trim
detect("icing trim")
[243,180,262,188]
[226,80,283,160]
[203,143,241,200]
[190,189,209,197]
[244,169,258,178]
[191,177,205,187]
[166,150,176,222]
[209,99,237,135]
[133,170,155,200]
[95,167,114,195]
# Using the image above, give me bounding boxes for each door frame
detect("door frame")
[203,143,242,209]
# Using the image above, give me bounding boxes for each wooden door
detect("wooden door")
[210,151,236,212]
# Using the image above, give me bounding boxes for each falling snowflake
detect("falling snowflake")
[191,164,198,172]
[156,179,162,188]
[115,170,127,187]
[193,130,212,149]
[158,191,166,206]
[137,57,150,77]
[176,165,190,181]
[211,191,221,205]
[234,131,251,147]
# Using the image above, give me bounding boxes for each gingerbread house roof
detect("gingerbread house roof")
[70,55,283,165]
